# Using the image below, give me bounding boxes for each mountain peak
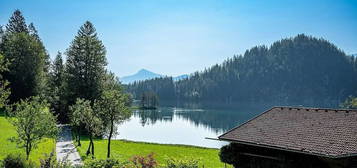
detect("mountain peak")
[137,69,152,74]
[138,68,148,72]
[120,69,163,84]
[120,69,189,84]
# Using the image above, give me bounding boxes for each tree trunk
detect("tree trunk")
[107,120,114,158]
[86,135,92,156]
[26,141,30,160]
[91,136,94,159]
[77,126,81,146]
[26,150,29,160]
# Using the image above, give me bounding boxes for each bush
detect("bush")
[219,143,238,165]
[130,153,157,168]
[83,158,127,168]
[40,152,56,168]
[2,153,35,168]
[40,152,72,168]
[164,158,199,168]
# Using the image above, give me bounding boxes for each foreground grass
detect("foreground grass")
[0,115,55,165]
[77,136,228,168]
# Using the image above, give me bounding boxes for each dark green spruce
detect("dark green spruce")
[0,10,49,103]
[65,21,107,105]
[49,52,67,122]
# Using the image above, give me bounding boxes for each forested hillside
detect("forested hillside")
[127,34,357,107]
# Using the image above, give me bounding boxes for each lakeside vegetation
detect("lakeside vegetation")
[1,111,228,167]
[76,136,228,168]
[140,91,159,109]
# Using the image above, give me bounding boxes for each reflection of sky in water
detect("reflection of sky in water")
[114,106,264,148]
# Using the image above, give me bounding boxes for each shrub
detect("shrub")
[2,153,35,168]
[219,143,238,165]
[83,158,126,168]
[40,152,72,168]
[130,153,157,168]
[40,152,56,168]
[164,158,199,168]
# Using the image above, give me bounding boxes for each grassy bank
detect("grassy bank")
[77,136,228,168]
[0,114,55,165]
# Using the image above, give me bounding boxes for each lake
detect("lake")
[114,105,268,148]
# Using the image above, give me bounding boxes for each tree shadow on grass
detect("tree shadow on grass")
[0,110,6,117]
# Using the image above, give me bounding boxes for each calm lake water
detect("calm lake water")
[114,105,267,148]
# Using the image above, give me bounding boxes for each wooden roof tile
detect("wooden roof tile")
[218,107,357,158]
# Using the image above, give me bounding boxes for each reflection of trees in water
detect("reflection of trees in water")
[134,109,173,126]
[133,105,266,132]
[175,110,246,133]
[174,108,263,133]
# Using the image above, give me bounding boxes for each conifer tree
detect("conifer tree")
[0,54,10,108]
[2,10,48,103]
[28,23,40,41]
[50,52,67,121]
[5,9,28,34]
[65,21,107,105]
[0,25,4,43]
[28,22,52,98]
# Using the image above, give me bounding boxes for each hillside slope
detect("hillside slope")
[127,34,357,107]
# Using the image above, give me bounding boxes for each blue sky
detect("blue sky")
[1,0,357,77]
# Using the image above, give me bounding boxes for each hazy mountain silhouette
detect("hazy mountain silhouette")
[120,69,163,84]
[173,74,189,81]
[120,69,188,84]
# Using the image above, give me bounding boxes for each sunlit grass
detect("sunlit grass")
[77,135,229,168]
[0,114,55,165]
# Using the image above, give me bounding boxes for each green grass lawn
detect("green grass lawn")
[0,114,55,165]
[77,136,229,168]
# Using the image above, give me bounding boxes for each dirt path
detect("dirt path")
[56,125,82,166]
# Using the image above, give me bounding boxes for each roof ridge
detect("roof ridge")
[273,106,357,112]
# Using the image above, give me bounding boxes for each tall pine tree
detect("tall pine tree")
[50,52,67,122]
[5,9,28,34]
[0,53,10,108]
[1,10,48,102]
[65,21,107,105]
[27,22,52,99]
[0,25,4,43]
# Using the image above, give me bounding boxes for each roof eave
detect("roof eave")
[218,137,356,159]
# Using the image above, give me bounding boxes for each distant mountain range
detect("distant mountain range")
[120,69,188,84]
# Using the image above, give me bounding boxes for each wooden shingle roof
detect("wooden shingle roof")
[218,107,357,158]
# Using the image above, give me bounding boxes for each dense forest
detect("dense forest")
[0,10,129,123]
[0,10,134,160]
[127,34,357,108]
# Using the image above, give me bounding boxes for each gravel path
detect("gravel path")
[56,125,82,166]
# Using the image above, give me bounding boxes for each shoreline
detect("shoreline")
[106,138,222,150]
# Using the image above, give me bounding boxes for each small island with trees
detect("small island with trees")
[140,91,159,110]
